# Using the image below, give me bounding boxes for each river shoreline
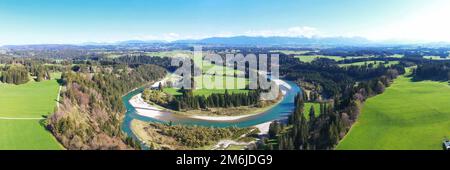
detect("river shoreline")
[128,79,294,134]
[130,79,290,119]
[122,79,300,149]
[129,93,283,126]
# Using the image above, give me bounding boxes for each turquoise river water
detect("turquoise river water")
[121,80,300,147]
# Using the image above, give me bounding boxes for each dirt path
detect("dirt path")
[56,85,62,109]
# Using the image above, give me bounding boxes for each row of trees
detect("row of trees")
[264,94,344,150]
[172,89,261,111]
[29,65,51,82]
[0,65,29,85]
[413,62,450,81]
[0,60,62,85]
[113,55,178,71]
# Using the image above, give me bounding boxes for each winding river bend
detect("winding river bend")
[121,80,301,145]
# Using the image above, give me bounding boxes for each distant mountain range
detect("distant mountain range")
[76,36,372,46]
[4,36,450,48]
[172,36,371,46]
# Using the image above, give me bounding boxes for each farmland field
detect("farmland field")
[0,79,63,150]
[337,74,450,150]
[295,55,344,62]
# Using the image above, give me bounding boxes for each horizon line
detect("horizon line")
[1,35,450,47]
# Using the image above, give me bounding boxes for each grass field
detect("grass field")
[0,79,62,150]
[304,102,320,119]
[295,55,344,63]
[201,61,245,76]
[270,50,313,55]
[338,61,400,68]
[50,72,62,80]
[387,54,404,58]
[163,73,249,97]
[294,55,380,63]
[194,75,248,88]
[423,56,450,60]
[337,74,450,150]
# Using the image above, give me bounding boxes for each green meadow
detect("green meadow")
[304,102,320,119]
[201,61,245,76]
[271,50,313,55]
[294,55,401,63]
[387,54,404,58]
[163,75,249,97]
[0,79,63,150]
[337,75,450,150]
[163,62,250,97]
[423,56,450,60]
[295,55,345,63]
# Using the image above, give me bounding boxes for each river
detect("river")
[121,80,301,147]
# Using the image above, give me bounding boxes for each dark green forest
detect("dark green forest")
[171,89,261,111]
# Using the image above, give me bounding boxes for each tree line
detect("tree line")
[29,64,52,82]
[112,55,178,71]
[0,61,60,85]
[172,89,261,111]
[413,61,450,81]
[1,65,29,85]
[262,94,344,150]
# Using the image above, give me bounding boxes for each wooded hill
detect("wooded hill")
[47,63,166,149]
[259,54,405,150]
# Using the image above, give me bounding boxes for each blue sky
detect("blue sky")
[1,0,450,45]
